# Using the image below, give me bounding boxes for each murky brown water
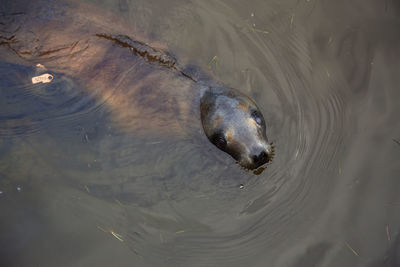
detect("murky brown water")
[1,0,399,266]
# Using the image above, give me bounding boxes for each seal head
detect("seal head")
[200,84,273,170]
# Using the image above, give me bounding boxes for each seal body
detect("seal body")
[0,0,273,169]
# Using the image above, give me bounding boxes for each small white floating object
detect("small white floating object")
[32,73,53,84]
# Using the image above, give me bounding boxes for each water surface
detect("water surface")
[0,0,399,266]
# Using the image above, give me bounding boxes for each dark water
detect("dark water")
[1,0,400,266]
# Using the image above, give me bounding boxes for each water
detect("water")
[0,0,399,266]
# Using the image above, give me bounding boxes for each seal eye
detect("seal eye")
[212,134,227,150]
[251,110,263,125]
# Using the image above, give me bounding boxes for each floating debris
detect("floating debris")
[114,199,124,206]
[84,185,90,193]
[386,224,391,241]
[32,73,53,84]
[344,241,359,257]
[239,184,245,189]
[322,65,330,77]
[16,185,22,192]
[290,14,295,27]
[97,226,124,242]
[145,141,162,145]
[328,36,334,45]
[208,55,219,69]
[175,229,190,234]
[249,27,269,35]
[194,194,209,199]
[235,24,269,36]
[111,231,124,242]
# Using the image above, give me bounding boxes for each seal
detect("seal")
[200,84,274,169]
[0,0,274,170]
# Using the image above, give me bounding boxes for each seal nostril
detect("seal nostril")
[259,151,268,163]
[252,150,268,166]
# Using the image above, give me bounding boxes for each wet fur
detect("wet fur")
[0,0,272,169]
[0,0,200,137]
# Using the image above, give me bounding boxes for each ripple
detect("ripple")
[0,62,107,138]
[1,0,394,266]
[113,1,352,265]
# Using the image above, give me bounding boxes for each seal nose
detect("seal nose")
[251,150,269,167]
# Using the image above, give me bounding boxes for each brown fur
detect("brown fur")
[237,102,249,112]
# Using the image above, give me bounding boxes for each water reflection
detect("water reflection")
[1,0,400,266]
